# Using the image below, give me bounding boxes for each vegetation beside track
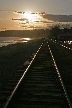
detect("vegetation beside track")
[0,39,43,88]
[48,40,72,101]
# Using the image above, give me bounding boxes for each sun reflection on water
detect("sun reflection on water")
[23,38,31,40]
[0,37,32,47]
[18,38,31,43]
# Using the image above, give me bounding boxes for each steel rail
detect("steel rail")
[3,42,44,108]
[47,41,72,108]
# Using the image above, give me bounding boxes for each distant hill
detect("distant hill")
[43,14,72,22]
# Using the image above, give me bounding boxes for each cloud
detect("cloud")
[0,10,47,15]
[11,11,47,16]
[11,11,49,25]
[0,10,10,12]
[0,28,7,31]
[12,11,25,14]
[0,10,23,15]
[21,25,27,27]
[25,26,43,29]
[12,18,28,21]
[33,20,54,24]
[2,9,69,30]
[20,22,29,25]
[43,14,72,22]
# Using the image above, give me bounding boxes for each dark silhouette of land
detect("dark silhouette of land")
[0,25,72,40]
[0,29,49,38]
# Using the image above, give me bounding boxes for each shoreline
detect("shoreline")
[0,37,42,47]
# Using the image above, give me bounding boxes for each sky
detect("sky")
[0,0,72,31]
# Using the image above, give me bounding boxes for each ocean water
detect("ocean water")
[0,37,31,47]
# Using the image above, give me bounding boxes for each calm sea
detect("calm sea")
[0,37,31,47]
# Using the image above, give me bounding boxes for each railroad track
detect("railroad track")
[0,40,72,108]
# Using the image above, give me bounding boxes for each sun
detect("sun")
[21,12,41,23]
[24,12,32,21]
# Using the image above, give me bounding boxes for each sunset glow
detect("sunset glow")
[21,12,41,23]
[0,0,72,31]
[24,12,33,21]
